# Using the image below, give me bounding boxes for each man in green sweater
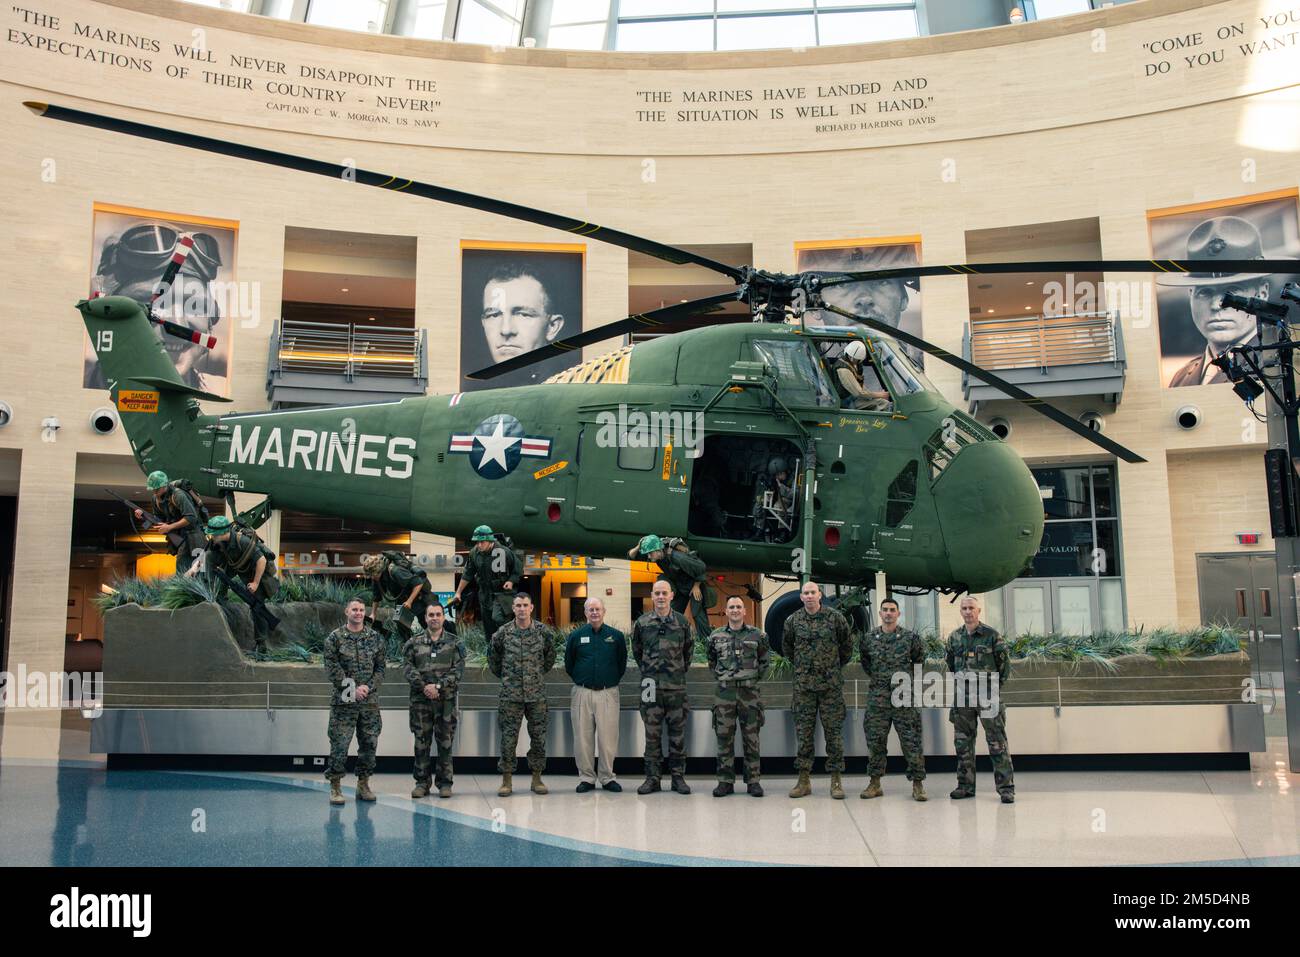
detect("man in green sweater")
[564,597,628,793]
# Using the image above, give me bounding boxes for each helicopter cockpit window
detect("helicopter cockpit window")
[871,337,936,397]
[750,339,839,409]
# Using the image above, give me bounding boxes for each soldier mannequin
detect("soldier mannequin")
[946,595,1015,803]
[628,534,713,640]
[323,598,386,806]
[707,596,769,797]
[363,552,429,639]
[452,525,523,642]
[403,602,466,799]
[859,597,927,801]
[488,592,556,797]
[188,514,280,653]
[631,579,694,795]
[135,470,206,575]
[783,581,853,799]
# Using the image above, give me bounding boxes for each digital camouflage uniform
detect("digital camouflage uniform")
[783,606,853,775]
[402,627,466,791]
[488,619,557,774]
[654,548,713,640]
[707,623,769,784]
[945,622,1014,796]
[859,626,926,781]
[205,528,280,641]
[463,544,523,642]
[323,625,386,782]
[372,555,430,635]
[156,483,207,575]
[631,609,694,778]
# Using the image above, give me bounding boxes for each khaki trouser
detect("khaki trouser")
[570,685,620,785]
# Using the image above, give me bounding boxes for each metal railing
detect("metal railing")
[969,312,1117,372]
[275,319,423,380]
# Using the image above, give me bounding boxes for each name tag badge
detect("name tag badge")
[580,635,590,644]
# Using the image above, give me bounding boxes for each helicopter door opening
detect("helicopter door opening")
[689,435,803,544]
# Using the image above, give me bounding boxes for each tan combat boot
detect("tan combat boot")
[356,777,377,802]
[438,784,452,799]
[329,779,345,806]
[788,772,812,798]
[531,771,548,795]
[411,783,429,799]
[912,780,928,802]
[498,774,513,797]
[830,772,845,800]
[860,776,883,799]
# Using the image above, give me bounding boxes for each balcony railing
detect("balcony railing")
[962,311,1126,410]
[267,319,428,407]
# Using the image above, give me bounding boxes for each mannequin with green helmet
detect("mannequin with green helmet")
[136,469,208,575]
[451,524,523,641]
[627,534,713,639]
[190,513,280,650]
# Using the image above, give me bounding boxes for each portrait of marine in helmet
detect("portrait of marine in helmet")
[83,207,236,395]
[1151,195,1300,389]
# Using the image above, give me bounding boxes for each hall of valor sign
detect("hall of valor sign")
[4,4,446,128]
[632,78,937,136]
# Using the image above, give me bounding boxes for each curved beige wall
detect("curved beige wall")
[1,0,1298,754]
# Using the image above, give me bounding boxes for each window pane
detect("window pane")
[817,9,918,45]
[718,0,812,11]
[1032,0,1092,19]
[717,13,815,50]
[1027,520,1094,577]
[182,0,254,11]
[307,0,387,30]
[618,444,657,470]
[620,0,711,15]
[751,339,839,408]
[1091,465,1114,517]
[817,0,916,7]
[551,0,611,24]
[981,589,1005,633]
[1095,520,1120,576]
[1056,584,1093,635]
[1011,586,1048,635]
[406,0,448,37]
[1034,466,1091,519]
[547,22,608,48]
[1099,578,1125,632]
[458,0,523,45]
[617,18,713,50]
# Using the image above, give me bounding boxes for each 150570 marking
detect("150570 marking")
[216,475,245,490]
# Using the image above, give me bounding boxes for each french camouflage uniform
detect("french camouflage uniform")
[488,620,557,774]
[945,623,1014,796]
[859,626,926,781]
[631,609,694,778]
[323,625,386,783]
[463,544,523,642]
[707,624,769,784]
[403,628,466,791]
[783,606,853,775]
[205,528,280,641]
[372,555,430,636]
[654,548,713,640]
[156,484,207,575]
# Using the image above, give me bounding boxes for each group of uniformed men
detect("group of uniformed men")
[133,476,1014,806]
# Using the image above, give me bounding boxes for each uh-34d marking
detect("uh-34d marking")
[30,101,1300,602]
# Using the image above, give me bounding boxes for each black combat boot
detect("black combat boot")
[671,774,691,795]
[747,781,764,797]
[712,781,734,797]
[637,776,661,795]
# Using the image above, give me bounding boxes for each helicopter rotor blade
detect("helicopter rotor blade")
[467,292,738,380]
[815,258,1300,287]
[819,302,1148,464]
[24,101,746,282]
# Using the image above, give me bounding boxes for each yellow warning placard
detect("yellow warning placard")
[661,443,673,480]
[117,390,160,414]
[534,460,568,480]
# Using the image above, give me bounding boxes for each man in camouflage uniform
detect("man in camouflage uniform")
[488,591,556,797]
[190,514,280,652]
[783,581,853,799]
[707,595,769,797]
[323,597,386,806]
[628,534,713,640]
[403,600,466,800]
[631,579,694,795]
[453,525,523,643]
[859,597,927,801]
[363,551,430,639]
[135,470,207,575]
[946,595,1015,803]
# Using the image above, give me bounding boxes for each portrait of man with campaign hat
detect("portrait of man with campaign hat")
[1152,196,1300,389]
[797,241,925,369]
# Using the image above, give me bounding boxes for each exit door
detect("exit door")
[1196,553,1281,673]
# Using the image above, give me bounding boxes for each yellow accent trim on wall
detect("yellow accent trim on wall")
[460,240,587,254]
[794,235,923,251]
[92,202,240,230]
[1146,188,1299,221]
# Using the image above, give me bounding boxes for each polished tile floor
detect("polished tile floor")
[0,735,1296,866]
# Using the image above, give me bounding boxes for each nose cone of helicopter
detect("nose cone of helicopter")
[932,441,1044,594]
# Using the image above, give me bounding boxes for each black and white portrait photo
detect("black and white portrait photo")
[1151,194,1300,388]
[84,205,237,395]
[796,240,924,369]
[459,245,584,392]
